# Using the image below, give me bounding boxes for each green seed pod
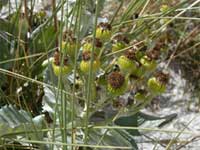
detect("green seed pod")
[112,42,126,53]
[32,11,46,28]
[52,51,72,76]
[61,30,80,58]
[147,72,169,94]
[107,71,127,96]
[80,51,100,73]
[82,42,92,52]
[117,56,137,74]
[117,49,138,74]
[160,4,169,12]
[37,10,46,20]
[52,61,72,76]
[96,22,112,42]
[80,60,100,73]
[61,41,77,57]
[82,37,102,55]
[134,89,147,102]
[111,33,129,54]
[131,66,145,78]
[140,55,157,71]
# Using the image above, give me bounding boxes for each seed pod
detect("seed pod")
[111,33,129,53]
[62,41,77,57]
[134,89,148,102]
[160,4,169,12]
[96,22,112,42]
[52,51,72,76]
[117,49,138,74]
[112,42,126,53]
[82,37,102,55]
[107,71,127,96]
[134,45,147,61]
[147,72,169,94]
[80,51,100,73]
[140,55,157,71]
[37,10,46,20]
[61,31,80,58]
[33,10,46,27]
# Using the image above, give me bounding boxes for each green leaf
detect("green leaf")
[138,112,177,127]
[114,113,141,136]
[42,85,73,124]
[88,128,137,149]
[116,129,138,150]
[0,105,45,140]
[114,112,177,136]
[30,25,56,53]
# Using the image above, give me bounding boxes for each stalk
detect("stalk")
[71,0,82,149]
[52,0,58,51]
[84,0,100,148]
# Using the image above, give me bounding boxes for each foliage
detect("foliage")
[0,0,199,149]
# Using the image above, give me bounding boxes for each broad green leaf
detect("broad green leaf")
[114,112,177,136]
[138,112,177,128]
[42,85,73,124]
[114,113,141,136]
[88,128,137,150]
[0,105,45,140]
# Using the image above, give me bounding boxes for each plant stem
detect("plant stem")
[109,1,123,25]
[71,0,82,149]
[84,0,100,147]
[23,0,30,68]
[52,0,58,51]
